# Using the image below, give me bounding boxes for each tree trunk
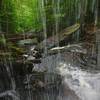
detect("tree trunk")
[0,0,2,9]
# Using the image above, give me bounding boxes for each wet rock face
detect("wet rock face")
[0,64,12,93]
[23,46,42,63]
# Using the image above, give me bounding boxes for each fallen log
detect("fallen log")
[37,23,80,49]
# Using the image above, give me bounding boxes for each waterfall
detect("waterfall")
[40,0,47,57]
[57,62,100,100]
[1,35,16,90]
[0,0,99,100]
[94,0,98,26]
[74,0,81,42]
[52,0,61,63]
[0,35,19,99]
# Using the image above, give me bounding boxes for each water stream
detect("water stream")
[58,62,100,100]
[0,0,99,100]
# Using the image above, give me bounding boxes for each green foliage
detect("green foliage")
[0,0,17,33]
[0,0,98,35]
[0,0,81,34]
[14,0,42,33]
[0,0,42,33]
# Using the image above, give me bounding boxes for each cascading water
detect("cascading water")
[0,36,20,99]
[0,0,99,100]
[26,0,99,100]
[40,0,47,57]
[57,62,100,100]
[94,0,98,25]
[52,0,61,65]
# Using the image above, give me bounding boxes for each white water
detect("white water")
[0,0,99,100]
[57,62,100,100]
[40,0,48,57]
